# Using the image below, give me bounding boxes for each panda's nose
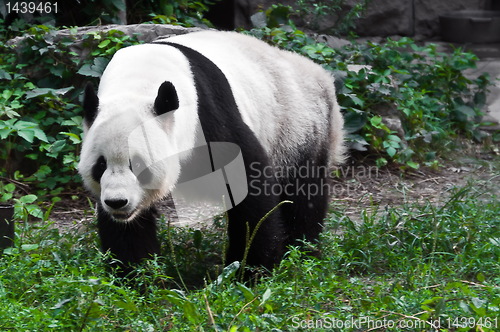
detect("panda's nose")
[104,198,128,209]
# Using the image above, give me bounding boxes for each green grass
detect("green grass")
[0,185,499,331]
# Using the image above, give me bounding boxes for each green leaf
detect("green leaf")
[19,194,38,204]
[98,39,111,49]
[21,244,39,251]
[77,57,110,78]
[343,111,366,134]
[163,290,200,324]
[17,129,35,143]
[193,229,202,249]
[386,146,396,157]
[236,282,256,302]
[49,66,65,78]
[161,2,174,17]
[50,140,67,154]
[351,95,364,107]
[1,192,13,201]
[214,261,240,286]
[347,133,369,151]
[0,128,13,139]
[33,128,49,143]
[454,105,476,121]
[26,205,43,218]
[1,89,14,100]
[489,237,500,246]
[376,157,387,168]
[406,161,419,169]
[0,69,12,80]
[35,165,52,178]
[51,298,73,310]
[60,132,81,144]
[387,134,402,142]
[4,183,16,193]
[370,116,383,127]
[63,154,77,166]
[25,87,73,99]
[13,120,38,129]
[266,4,292,28]
[260,288,272,306]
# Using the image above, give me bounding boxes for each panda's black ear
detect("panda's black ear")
[83,83,99,127]
[154,81,179,116]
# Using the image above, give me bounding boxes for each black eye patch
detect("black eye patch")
[130,155,153,185]
[92,156,107,183]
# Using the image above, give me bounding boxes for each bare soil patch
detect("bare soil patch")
[332,149,499,222]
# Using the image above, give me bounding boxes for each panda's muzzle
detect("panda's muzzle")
[104,198,135,221]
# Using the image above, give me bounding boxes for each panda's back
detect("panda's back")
[162,31,341,166]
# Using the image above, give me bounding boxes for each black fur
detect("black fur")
[154,81,179,116]
[97,204,160,278]
[279,145,331,246]
[91,156,107,183]
[83,83,99,126]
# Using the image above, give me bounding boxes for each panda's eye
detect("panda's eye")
[92,156,107,182]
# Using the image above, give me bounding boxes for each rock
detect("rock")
[353,0,414,37]
[346,64,372,73]
[8,24,205,54]
[316,34,352,49]
[384,116,406,139]
[7,24,208,70]
[414,0,485,37]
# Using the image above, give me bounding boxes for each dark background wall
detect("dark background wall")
[216,0,493,38]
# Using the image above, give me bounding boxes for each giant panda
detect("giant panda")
[79,30,345,278]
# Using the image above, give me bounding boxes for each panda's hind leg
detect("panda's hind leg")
[280,153,331,249]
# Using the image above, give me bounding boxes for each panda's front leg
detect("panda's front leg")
[96,203,160,278]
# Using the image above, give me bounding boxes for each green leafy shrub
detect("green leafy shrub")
[255,0,368,36]
[336,38,491,168]
[146,0,217,27]
[295,0,369,35]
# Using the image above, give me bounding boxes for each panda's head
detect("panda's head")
[79,81,184,222]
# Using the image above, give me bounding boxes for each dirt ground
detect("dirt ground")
[331,149,499,222]
[49,143,499,232]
